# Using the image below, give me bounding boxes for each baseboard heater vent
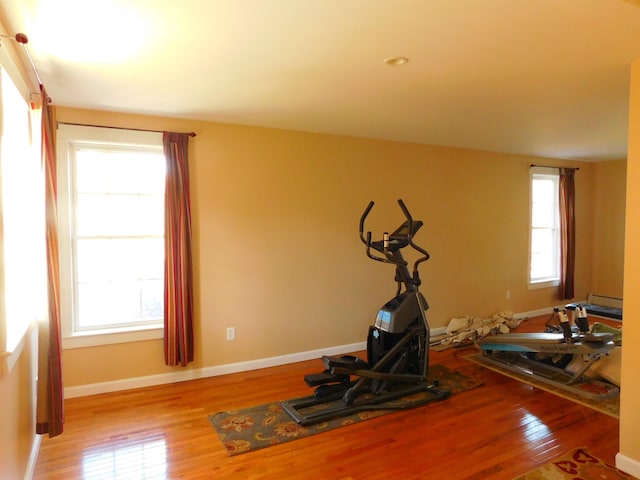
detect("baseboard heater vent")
[566,293,623,321]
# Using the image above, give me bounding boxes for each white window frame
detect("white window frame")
[57,124,165,349]
[528,166,561,289]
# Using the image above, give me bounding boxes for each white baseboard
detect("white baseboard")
[64,341,366,398]
[616,452,640,478]
[24,433,41,480]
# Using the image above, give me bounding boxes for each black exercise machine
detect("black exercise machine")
[281,199,450,425]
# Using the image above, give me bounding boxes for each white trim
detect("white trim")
[528,279,560,290]
[62,325,163,349]
[24,434,41,480]
[615,452,640,478]
[0,320,31,377]
[64,341,367,398]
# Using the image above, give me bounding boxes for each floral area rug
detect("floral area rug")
[209,364,481,456]
[514,447,633,479]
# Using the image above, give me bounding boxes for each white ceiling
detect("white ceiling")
[2,0,640,161]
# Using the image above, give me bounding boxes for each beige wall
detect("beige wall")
[591,159,626,297]
[620,60,640,470]
[57,107,600,387]
[0,325,38,480]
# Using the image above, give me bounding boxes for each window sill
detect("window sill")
[0,320,36,378]
[62,325,163,349]
[528,279,560,290]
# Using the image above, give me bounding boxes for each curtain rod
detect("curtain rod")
[57,121,196,137]
[530,164,579,171]
[0,33,43,87]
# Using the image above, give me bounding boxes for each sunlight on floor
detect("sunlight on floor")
[81,436,167,479]
[521,412,551,442]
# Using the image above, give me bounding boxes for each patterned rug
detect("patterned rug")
[514,447,633,479]
[209,364,481,456]
[466,353,619,418]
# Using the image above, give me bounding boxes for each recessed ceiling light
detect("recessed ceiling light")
[384,57,409,66]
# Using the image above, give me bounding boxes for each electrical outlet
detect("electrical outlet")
[226,327,236,341]
[506,290,511,300]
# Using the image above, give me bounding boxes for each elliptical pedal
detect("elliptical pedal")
[322,354,369,370]
[304,370,350,387]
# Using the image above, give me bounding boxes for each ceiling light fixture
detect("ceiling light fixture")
[384,56,409,66]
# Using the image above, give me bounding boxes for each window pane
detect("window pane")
[136,195,165,235]
[136,239,164,279]
[531,202,554,228]
[141,279,163,320]
[77,279,163,329]
[77,193,164,237]
[532,178,554,202]
[107,155,141,193]
[75,150,109,192]
[531,228,553,254]
[135,154,166,194]
[529,171,560,285]
[76,149,165,194]
[531,252,554,279]
[77,281,142,328]
[0,68,47,352]
[77,238,163,283]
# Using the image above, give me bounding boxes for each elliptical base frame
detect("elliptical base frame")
[281,382,449,426]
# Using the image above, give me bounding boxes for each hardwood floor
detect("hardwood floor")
[34,315,620,479]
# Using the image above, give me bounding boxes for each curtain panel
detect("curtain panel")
[163,132,194,366]
[36,86,64,437]
[559,168,576,300]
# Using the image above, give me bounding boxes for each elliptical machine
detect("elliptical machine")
[281,199,449,425]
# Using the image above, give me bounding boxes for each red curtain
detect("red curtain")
[559,168,576,300]
[36,86,64,437]
[163,132,194,366]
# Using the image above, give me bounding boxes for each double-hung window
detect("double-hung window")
[57,125,165,348]
[529,166,560,288]
[0,62,46,374]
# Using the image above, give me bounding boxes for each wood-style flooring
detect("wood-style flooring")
[34,315,620,479]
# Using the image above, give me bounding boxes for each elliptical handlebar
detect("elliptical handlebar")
[397,199,431,269]
[396,199,430,277]
[360,200,394,264]
[359,200,375,245]
[359,199,430,271]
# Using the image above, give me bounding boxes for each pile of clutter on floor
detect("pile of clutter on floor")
[429,311,523,351]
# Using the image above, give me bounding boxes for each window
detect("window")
[57,125,165,348]
[529,167,560,288]
[0,64,46,373]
